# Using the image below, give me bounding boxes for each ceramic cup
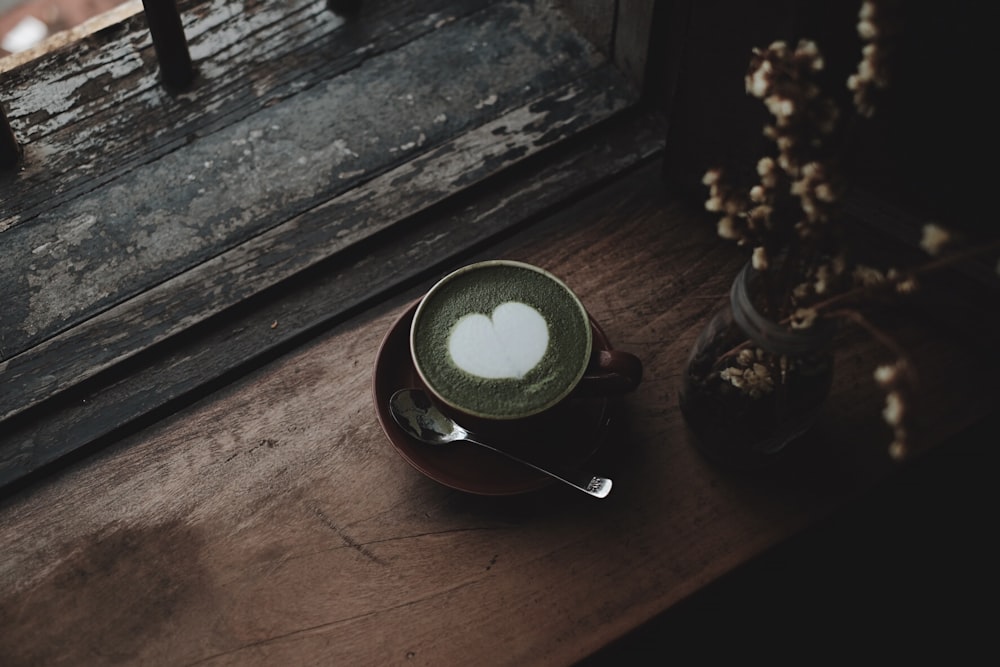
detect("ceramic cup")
[409,260,642,435]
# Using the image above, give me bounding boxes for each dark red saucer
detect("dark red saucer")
[372,299,617,495]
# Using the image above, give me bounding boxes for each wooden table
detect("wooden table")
[2,158,994,665]
[2,1,997,664]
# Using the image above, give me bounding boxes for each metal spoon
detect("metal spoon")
[388,388,612,498]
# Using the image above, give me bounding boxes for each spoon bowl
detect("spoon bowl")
[388,388,612,498]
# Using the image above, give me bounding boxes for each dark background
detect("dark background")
[579,415,995,663]
[660,0,992,239]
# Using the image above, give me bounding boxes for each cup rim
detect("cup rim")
[409,259,593,420]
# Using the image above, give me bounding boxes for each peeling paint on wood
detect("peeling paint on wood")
[0,0,642,442]
[1,0,617,357]
[0,64,634,424]
[0,111,665,489]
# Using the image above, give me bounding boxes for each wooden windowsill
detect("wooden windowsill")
[0,0,662,487]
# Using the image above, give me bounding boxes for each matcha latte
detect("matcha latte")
[411,261,593,420]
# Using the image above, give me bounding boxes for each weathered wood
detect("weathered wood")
[0,160,992,666]
[0,0,620,356]
[0,0,571,232]
[0,110,666,490]
[611,0,656,91]
[0,63,634,421]
[554,0,658,93]
[554,0,615,56]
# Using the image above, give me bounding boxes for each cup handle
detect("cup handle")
[572,349,643,397]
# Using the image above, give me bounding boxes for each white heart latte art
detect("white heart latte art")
[448,302,549,379]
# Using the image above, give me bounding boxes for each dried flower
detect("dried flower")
[696,0,999,463]
[882,391,904,425]
[853,265,885,286]
[757,157,776,178]
[920,223,952,256]
[873,363,897,386]
[790,308,818,329]
[888,439,906,461]
[849,0,899,116]
[717,217,738,240]
[752,247,769,271]
[719,347,775,399]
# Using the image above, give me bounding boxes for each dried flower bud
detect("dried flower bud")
[796,39,822,69]
[814,264,834,294]
[747,61,772,97]
[717,216,738,240]
[895,277,918,294]
[776,135,795,153]
[857,59,875,82]
[882,391,904,426]
[815,183,835,202]
[858,19,877,40]
[721,366,745,389]
[752,246,769,271]
[873,364,897,386]
[919,223,952,256]
[757,157,775,177]
[790,307,818,329]
[740,363,774,394]
[765,95,795,119]
[853,265,885,286]
[889,439,907,461]
[748,205,770,227]
[702,169,722,186]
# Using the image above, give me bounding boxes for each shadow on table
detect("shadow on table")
[576,416,996,663]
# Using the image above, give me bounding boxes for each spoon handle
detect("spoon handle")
[465,437,612,498]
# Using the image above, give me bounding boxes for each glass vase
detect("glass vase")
[679,261,835,469]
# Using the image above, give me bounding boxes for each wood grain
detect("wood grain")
[1,161,992,666]
[0,0,493,228]
[610,0,656,91]
[0,63,633,422]
[1,0,618,357]
[0,0,647,486]
[0,110,666,490]
[555,0,615,56]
